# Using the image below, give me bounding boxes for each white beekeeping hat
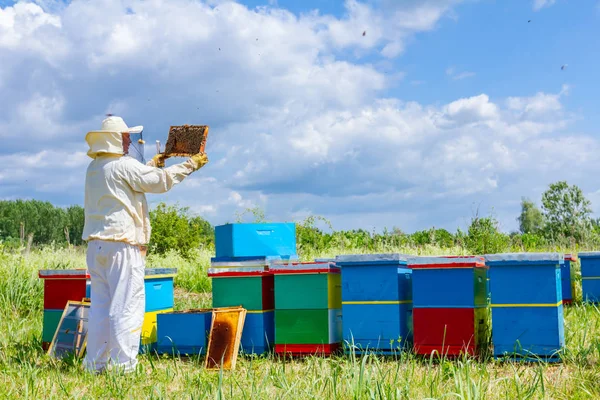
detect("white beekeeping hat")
[85,115,143,159]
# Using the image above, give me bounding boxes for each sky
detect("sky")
[0,0,599,234]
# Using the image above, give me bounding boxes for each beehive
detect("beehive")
[335,254,413,354]
[208,256,288,354]
[215,223,297,258]
[140,268,177,350]
[410,256,489,357]
[577,252,600,303]
[271,262,342,355]
[38,269,90,350]
[157,309,212,355]
[562,254,577,305]
[485,253,564,361]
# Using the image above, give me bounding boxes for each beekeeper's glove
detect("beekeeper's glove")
[190,153,209,171]
[151,154,166,168]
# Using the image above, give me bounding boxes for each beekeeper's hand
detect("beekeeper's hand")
[150,154,166,168]
[190,153,209,171]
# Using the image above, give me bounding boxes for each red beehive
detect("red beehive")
[38,270,90,310]
[412,308,488,356]
[409,256,490,358]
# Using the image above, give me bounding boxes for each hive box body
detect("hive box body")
[209,259,278,355]
[342,303,412,354]
[561,255,575,305]
[491,305,564,357]
[336,254,412,302]
[212,275,274,310]
[215,223,297,258]
[39,269,90,349]
[274,309,342,348]
[157,311,212,355]
[39,270,89,310]
[141,308,174,351]
[410,256,489,357]
[145,276,175,312]
[578,252,600,303]
[336,254,413,353]
[240,311,275,355]
[413,308,489,356]
[42,309,64,344]
[582,280,600,303]
[274,273,341,310]
[272,262,342,355]
[412,267,488,308]
[141,269,177,351]
[485,253,565,359]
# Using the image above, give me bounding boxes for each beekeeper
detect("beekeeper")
[82,115,208,374]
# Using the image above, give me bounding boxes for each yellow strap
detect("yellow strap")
[246,309,274,314]
[342,300,413,305]
[491,301,562,308]
[145,274,176,280]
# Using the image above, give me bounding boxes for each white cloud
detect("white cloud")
[446,66,475,80]
[443,94,499,122]
[533,0,556,11]
[0,0,598,233]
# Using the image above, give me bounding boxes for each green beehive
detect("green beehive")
[271,262,342,355]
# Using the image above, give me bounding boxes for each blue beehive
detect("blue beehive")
[336,254,412,354]
[157,310,212,355]
[484,253,565,361]
[215,223,297,258]
[578,252,600,303]
[241,311,275,355]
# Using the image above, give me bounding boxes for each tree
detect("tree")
[517,198,545,234]
[541,181,592,242]
[464,214,510,255]
[149,202,214,258]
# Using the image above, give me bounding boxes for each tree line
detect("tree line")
[0,180,597,258]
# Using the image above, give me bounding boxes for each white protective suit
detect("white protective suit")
[82,116,200,373]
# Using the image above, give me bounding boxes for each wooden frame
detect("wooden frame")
[47,300,91,359]
[205,306,246,371]
[163,125,209,158]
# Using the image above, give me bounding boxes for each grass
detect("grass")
[1,246,599,399]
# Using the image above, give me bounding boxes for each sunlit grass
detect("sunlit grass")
[0,245,598,399]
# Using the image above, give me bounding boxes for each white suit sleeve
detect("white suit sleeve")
[120,158,196,194]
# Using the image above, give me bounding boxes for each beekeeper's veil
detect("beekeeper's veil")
[86,115,145,163]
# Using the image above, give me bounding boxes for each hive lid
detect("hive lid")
[210,255,298,265]
[335,253,410,265]
[314,258,336,263]
[145,268,177,277]
[576,251,600,259]
[208,256,298,277]
[270,261,340,274]
[484,252,564,265]
[38,269,90,279]
[409,256,486,269]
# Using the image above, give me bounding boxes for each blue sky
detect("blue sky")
[0,0,599,233]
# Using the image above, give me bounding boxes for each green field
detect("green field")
[1,246,599,399]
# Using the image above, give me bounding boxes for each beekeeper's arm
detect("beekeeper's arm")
[121,154,208,194]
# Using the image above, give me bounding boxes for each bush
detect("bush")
[464,215,510,255]
[149,203,213,259]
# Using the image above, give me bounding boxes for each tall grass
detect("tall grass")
[0,245,599,399]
